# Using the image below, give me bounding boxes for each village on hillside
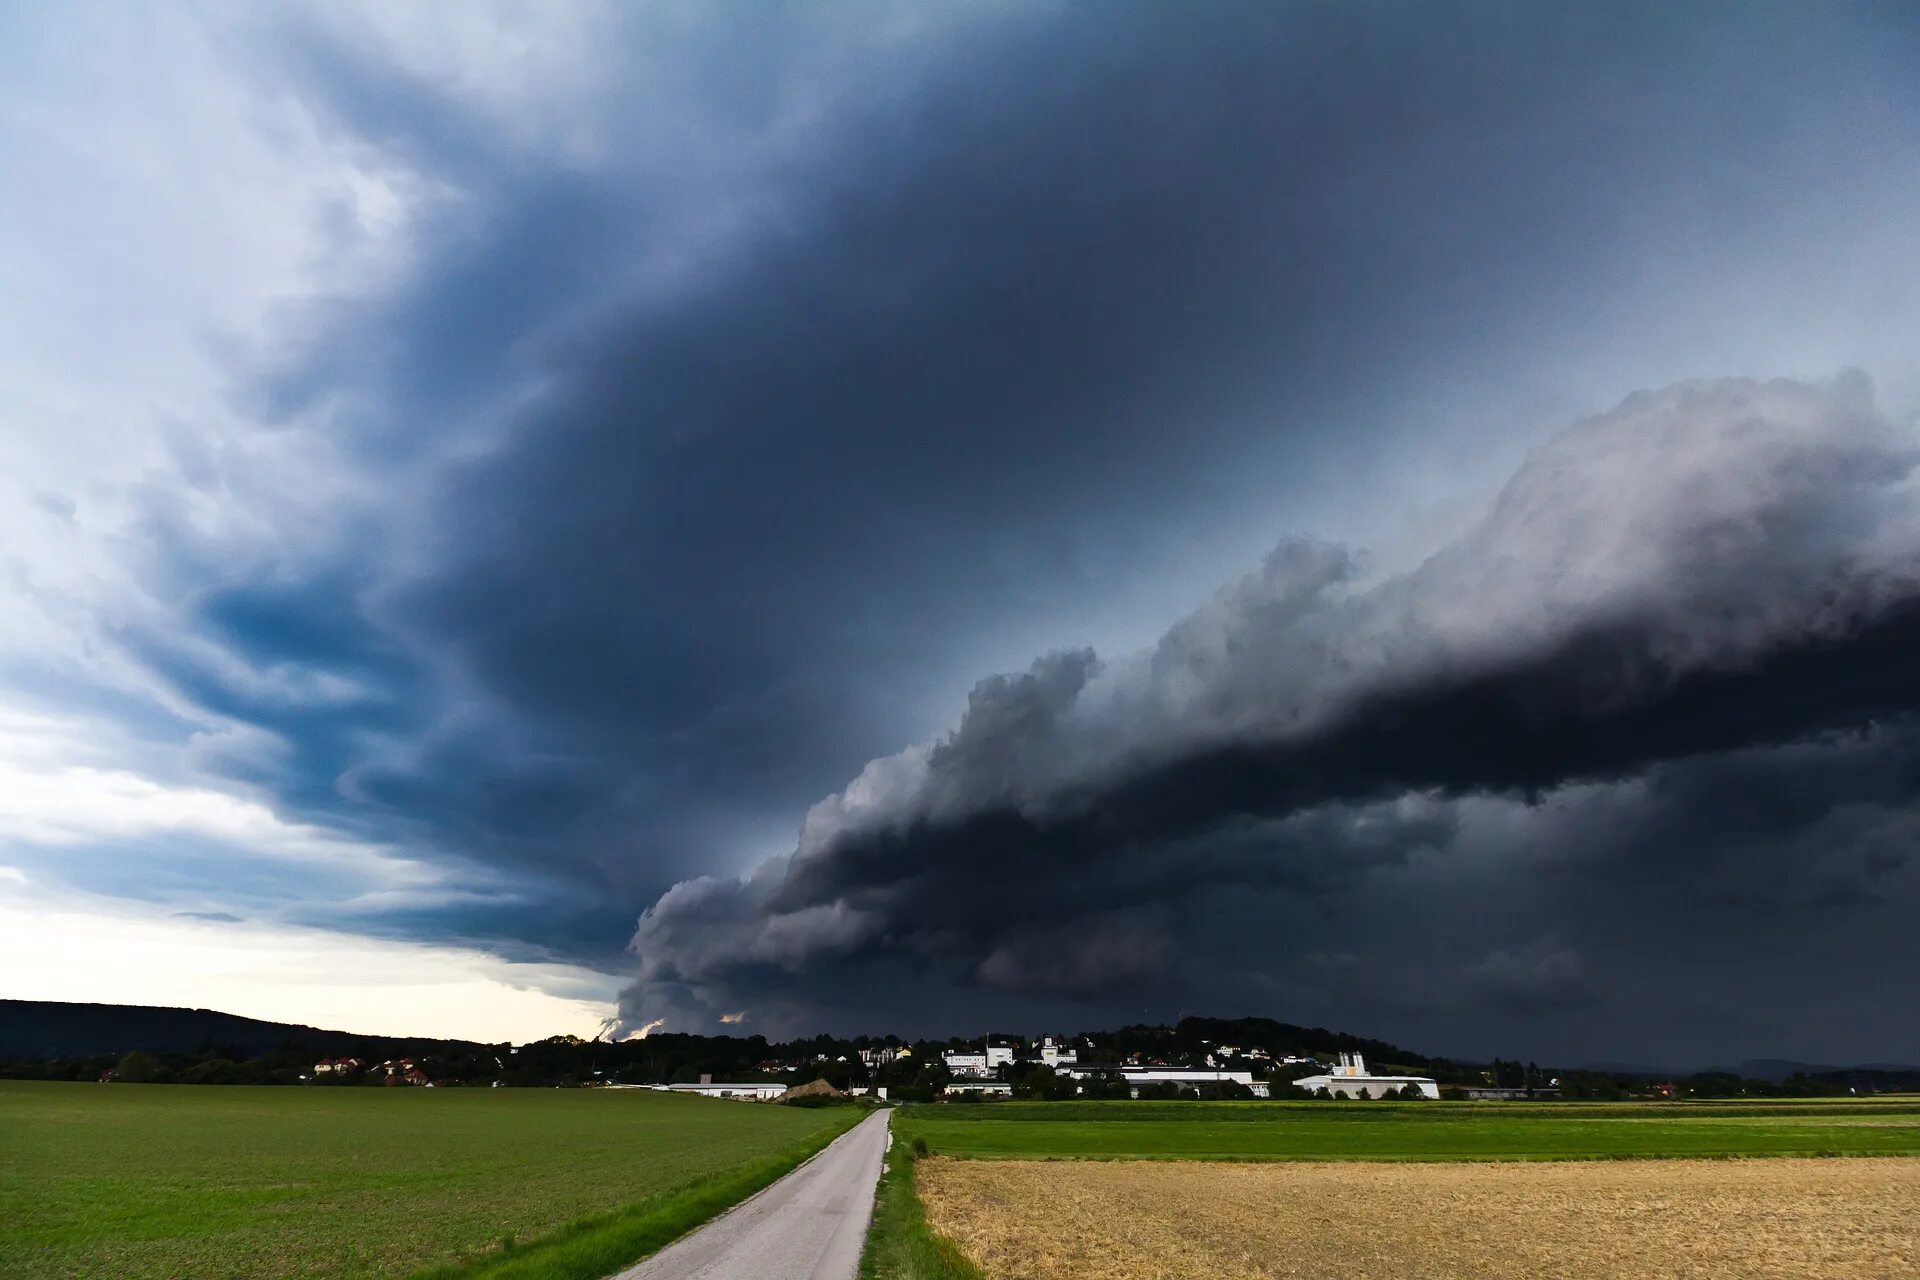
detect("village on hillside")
[31,1005,1900,1101]
[657,1033,1447,1103]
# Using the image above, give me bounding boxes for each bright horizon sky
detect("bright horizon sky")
[0,879,615,1043]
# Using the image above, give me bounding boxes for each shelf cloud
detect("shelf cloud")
[625,374,1920,1033]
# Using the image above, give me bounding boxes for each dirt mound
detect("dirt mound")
[780,1078,846,1102]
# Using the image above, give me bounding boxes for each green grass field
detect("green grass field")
[895,1098,1920,1163]
[0,1081,859,1280]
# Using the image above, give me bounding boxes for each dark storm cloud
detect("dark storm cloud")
[188,1,1646,899]
[79,0,1920,1058]
[1538,728,1920,912]
[1463,940,1597,1014]
[624,375,1920,1031]
[260,0,1915,907]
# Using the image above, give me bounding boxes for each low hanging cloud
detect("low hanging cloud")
[623,374,1920,1031]
[1464,939,1597,1014]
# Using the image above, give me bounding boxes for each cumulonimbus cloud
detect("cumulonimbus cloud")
[623,373,1920,1030]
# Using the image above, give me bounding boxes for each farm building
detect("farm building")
[1058,1065,1270,1098]
[369,1058,432,1086]
[653,1080,789,1100]
[1291,1052,1439,1099]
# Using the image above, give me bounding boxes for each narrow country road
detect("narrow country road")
[613,1108,892,1280]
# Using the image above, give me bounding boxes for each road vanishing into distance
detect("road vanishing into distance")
[615,1108,892,1280]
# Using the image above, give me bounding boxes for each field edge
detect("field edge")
[859,1135,986,1280]
[911,1154,1920,1280]
[902,1147,1920,1164]
[890,1096,1920,1165]
[404,1106,866,1280]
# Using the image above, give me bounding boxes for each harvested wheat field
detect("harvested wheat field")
[918,1156,1920,1280]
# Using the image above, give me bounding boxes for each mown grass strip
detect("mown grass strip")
[860,1135,986,1280]
[406,1113,862,1280]
[895,1098,1920,1164]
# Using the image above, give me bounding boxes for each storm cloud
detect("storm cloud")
[11,1,1920,1058]
[625,374,1920,1035]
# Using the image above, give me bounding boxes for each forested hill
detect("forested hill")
[0,1000,482,1059]
[0,1001,1442,1071]
[6,1001,1914,1097]
[1156,1015,1439,1068]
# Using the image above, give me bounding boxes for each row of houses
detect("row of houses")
[943,1054,1447,1100]
[650,1067,1276,1102]
[937,1038,1438,1100]
[305,1049,1447,1100]
[312,1057,435,1086]
[942,1035,1080,1078]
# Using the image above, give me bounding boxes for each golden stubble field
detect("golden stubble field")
[918,1157,1920,1280]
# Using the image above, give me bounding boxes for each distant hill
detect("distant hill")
[1810,1066,1920,1092]
[1717,1058,1839,1083]
[10,1001,1915,1091]
[1585,1056,1920,1086]
[1580,1061,1672,1077]
[1160,1015,1440,1068]
[1720,1058,1920,1083]
[0,1000,484,1060]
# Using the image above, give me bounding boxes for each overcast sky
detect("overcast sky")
[5,1,1920,1065]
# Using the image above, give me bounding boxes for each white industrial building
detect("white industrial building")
[1058,1065,1269,1098]
[1036,1035,1077,1067]
[652,1081,788,1101]
[1290,1052,1438,1100]
[944,1081,1012,1097]
[942,1041,1021,1078]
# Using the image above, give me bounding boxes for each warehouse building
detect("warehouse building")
[1291,1052,1438,1099]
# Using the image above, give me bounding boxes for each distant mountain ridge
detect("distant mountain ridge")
[1710,1058,1920,1084]
[0,999,485,1059]
[1584,1057,1920,1083]
[1715,1058,1842,1083]
[8,1001,1916,1087]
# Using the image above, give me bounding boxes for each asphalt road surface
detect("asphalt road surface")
[613,1107,892,1280]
